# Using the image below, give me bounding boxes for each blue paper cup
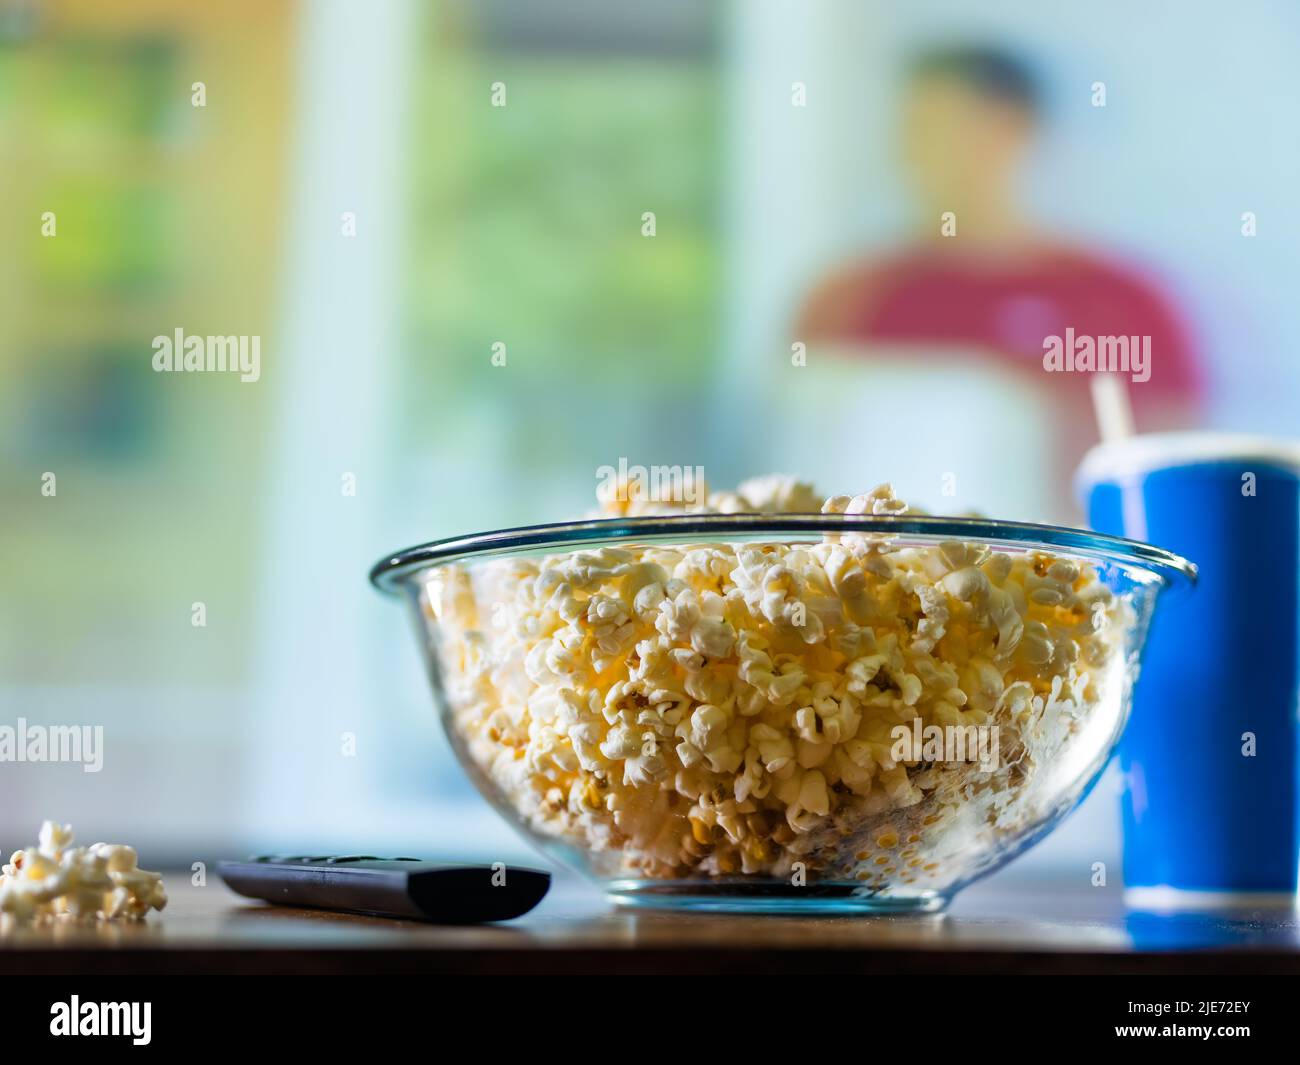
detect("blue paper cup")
[1077,433,1300,910]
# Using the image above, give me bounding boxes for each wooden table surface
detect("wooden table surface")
[3,872,1298,974]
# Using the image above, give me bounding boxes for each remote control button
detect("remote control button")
[324,855,380,864]
[254,855,331,863]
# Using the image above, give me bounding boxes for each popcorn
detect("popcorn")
[0,823,167,925]
[430,478,1130,887]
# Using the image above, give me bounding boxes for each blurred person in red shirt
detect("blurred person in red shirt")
[796,45,1202,499]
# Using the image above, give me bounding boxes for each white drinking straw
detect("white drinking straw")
[1090,373,1135,443]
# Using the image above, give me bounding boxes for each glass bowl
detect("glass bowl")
[371,514,1194,914]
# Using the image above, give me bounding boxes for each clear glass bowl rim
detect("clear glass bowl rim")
[370,513,1197,594]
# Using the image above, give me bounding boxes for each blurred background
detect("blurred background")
[3,0,1298,879]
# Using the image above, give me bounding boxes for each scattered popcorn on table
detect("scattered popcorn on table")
[427,476,1132,890]
[0,823,167,925]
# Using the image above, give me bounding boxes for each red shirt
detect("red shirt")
[801,244,1202,417]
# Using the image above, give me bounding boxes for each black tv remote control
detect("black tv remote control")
[218,856,551,924]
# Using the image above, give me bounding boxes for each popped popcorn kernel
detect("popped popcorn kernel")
[0,824,167,926]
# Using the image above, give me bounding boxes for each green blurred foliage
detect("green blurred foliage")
[406,52,722,412]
